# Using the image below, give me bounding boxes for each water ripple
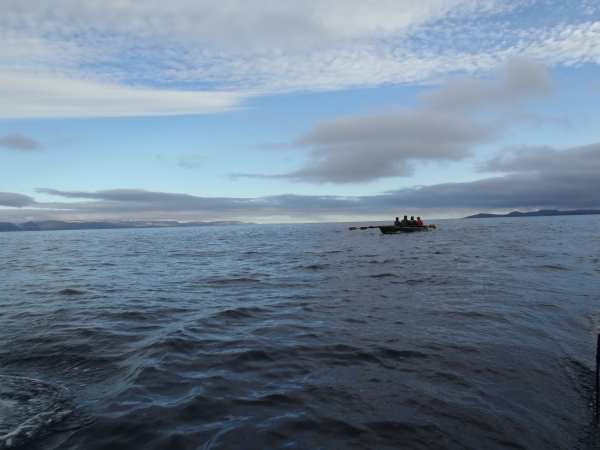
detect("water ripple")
[1,218,600,448]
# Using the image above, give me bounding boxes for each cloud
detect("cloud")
[177,155,204,169]
[419,58,556,113]
[0,1,506,47]
[155,154,205,168]
[0,192,36,208]
[384,143,600,209]
[237,59,554,184]
[0,1,599,109]
[51,136,85,148]
[0,74,243,119]
[256,142,290,150]
[1,142,598,222]
[283,109,493,183]
[144,20,600,93]
[497,58,556,99]
[479,142,600,174]
[0,133,42,151]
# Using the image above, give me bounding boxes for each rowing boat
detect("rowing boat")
[378,226,428,234]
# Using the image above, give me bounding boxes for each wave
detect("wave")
[0,376,73,449]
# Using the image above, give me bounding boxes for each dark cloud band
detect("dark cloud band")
[1,142,599,221]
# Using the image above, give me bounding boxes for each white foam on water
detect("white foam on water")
[0,400,18,422]
[0,375,72,449]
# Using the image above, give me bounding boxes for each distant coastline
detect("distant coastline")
[0,220,253,232]
[464,209,600,219]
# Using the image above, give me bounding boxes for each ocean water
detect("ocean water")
[1,216,600,449]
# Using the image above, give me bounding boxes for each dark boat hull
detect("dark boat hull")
[378,226,428,234]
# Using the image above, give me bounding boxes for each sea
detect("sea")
[1,215,600,449]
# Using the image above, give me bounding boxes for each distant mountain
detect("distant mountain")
[0,220,253,232]
[465,209,600,219]
[0,222,21,232]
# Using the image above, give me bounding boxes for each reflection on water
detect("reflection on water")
[1,216,600,449]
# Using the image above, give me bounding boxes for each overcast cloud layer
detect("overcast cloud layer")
[236,59,555,183]
[2,142,598,222]
[1,1,599,117]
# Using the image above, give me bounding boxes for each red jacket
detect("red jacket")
[417,219,424,226]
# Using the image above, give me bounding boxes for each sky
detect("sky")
[1,0,600,223]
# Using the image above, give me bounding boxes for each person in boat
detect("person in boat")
[399,215,411,227]
[416,216,424,227]
[409,216,419,227]
[394,217,401,226]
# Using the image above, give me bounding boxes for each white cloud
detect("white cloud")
[0,1,599,117]
[0,74,242,118]
[1,1,505,45]
[518,21,600,66]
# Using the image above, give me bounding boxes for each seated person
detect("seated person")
[409,216,418,227]
[416,216,424,226]
[394,217,401,226]
[399,216,410,227]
